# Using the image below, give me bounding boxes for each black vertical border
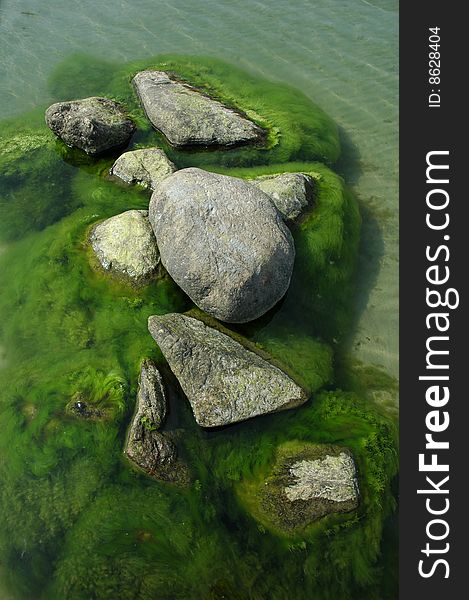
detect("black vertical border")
[400,2,466,597]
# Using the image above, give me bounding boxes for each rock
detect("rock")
[135,360,168,428]
[284,452,358,503]
[149,168,295,322]
[125,361,175,473]
[148,313,307,427]
[124,361,190,484]
[110,147,176,190]
[89,210,159,285]
[251,173,315,221]
[238,442,359,534]
[45,97,135,155]
[132,71,263,147]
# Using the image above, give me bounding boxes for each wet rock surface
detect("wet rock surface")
[89,210,160,285]
[251,172,315,221]
[45,97,135,154]
[124,360,188,484]
[133,70,263,147]
[241,442,359,534]
[110,147,176,190]
[149,168,295,323]
[148,313,307,427]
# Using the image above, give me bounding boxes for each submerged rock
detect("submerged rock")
[125,361,187,483]
[110,147,176,190]
[148,313,307,427]
[45,97,135,154]
[239,442,359,534]
[251,172,315,221]
[89,210,159,285]
[149,168,295,323]
[135,360,168,429]
[132,71,263,147]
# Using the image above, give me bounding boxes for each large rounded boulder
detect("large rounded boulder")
[148,168,295,323]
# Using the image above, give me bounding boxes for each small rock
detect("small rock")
[148,313,307,427]
[239,443,359,534]
[135,360,168,429]
[133,71,263,147]
[125,361,189,483]
[149,168,295,323]
[251,173,315,221]
[66,394,105,420]
[110,147,176,190]
[284,452,358,503]
[89,210,159,285]
[45,97,135,155]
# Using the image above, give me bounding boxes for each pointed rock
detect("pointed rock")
[125,361,187,483]
[148,313,307,427]
[133,71,263,147]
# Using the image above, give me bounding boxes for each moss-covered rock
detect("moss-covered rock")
[110,147,175,190]
[89,209,160,286]
[45,97,135,154]
[238,441,359,535]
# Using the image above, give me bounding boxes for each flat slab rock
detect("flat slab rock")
[45,97,135,155]
[149,168,295,323]
[133,70,263,147]
[110,147,176,190]
[251,172,315,221]
[148,313,307,427]
[245,443,359,534]
[89,209,159,285]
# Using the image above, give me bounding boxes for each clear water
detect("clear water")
[0,1,398,599]
[0,0,398,380]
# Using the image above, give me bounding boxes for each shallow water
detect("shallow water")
[0,0,398,380]
[0,2,398,599]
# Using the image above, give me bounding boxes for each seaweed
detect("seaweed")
[0,54,396,599]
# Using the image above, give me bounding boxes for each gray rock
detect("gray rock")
[132,71,263,147]
[251,173,314,221]
[110,147,176,190]
[241,443,359,534]
[89,209,159,285]
[124,361,176,475]
[149,168,295,323]
[45,97,135,155]
[284,452,359,503]
[148,313,307,427]
[136,360,168,429]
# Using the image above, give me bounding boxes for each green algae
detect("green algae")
[0,54,396,599]
[47,53,340,167]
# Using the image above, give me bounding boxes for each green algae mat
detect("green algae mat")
[0,55,397,599]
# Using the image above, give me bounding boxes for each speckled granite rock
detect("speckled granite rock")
[89,210,159,285]
[149,168,295,323]
[147,313,307,427]
[45,97,135,154]
[110,147,176,190]
[133,71,263,147]
[251,172,314,221]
